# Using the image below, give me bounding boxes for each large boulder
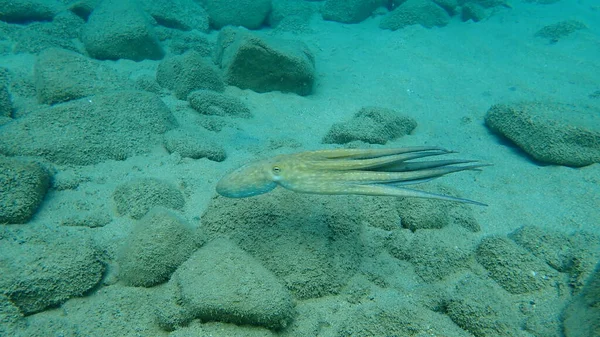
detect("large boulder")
[322,0,383,24]
[1,12,84,54]
[202,0,271,29]
[81,0,164,61]
[200,189,364,299]
[140,0,209,32]
[172,238,295,329]
[156,52,224,100]
[34,48,133,105]
[118,207,197,287]
[446,275,526,337]
[0,227,104,315]
[0,157,50,224]
[476,236,559,294]
[322,106,417,145]
[163,127,227,162]
[563,262,600,337]
[215,27,315,96]
[0,68,12,117]
[187,90,252,118]
[113,178,185,220]
[0,91,177,165]
[485,102,600,167]
[388,226,479,282]
[380,0,450,30]
[0,0,64,23]
[509,226,600,292]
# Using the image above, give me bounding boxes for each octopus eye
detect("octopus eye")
[272,166,281,175]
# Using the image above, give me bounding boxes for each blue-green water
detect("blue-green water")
[0,0,599,336]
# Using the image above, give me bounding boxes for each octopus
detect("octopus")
[216,147,488,206]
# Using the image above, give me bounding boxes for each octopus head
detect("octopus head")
[216,158,282,198]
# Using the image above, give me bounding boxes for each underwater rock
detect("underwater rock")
[156,52,224,100]
[534,20,586,43]
[432,0,458,15]
[401,227,478,282]
[0,294,22,336]
[139,0,209,32]
[322,106,417,145]
[167,30,213,56]
[0,227,104,315]
[118,207,197,287]
[468,0,510,8]
[0,157,50,224]
[172,238,295,329]
[200,189,364,299]
[321,0,382,24]
[54,285,159,336]
[214,27,315,96]
[166,321,276,336]
[34,48,133,105]
[461,2,487,22]
[509,225,600,292]
[0,91,177,165]
[287,285,473,336]
[485,101,600,167]
[396,185,480,232]
[476,236,559,294]
[3,12,84,54]
[268,0,318,28]
[0,68,12,117]
[81,0,164,61]
[445,275,527,337]
[379,0,450,30]
[164,127,227,162]
[113,178,185,220]
[188,90,252,118]
[202,0,271,30]
[0,0,63,23]
[562,262,600,337]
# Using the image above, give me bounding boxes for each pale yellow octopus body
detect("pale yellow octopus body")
[216,147,488,205]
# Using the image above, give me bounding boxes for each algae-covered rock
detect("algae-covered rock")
[535,20,586,42]
[0,91,177,165]
[113,178,185,219]
[172,238,294,329]
[164,128,227,162]
[404,227,478,282]
[34,48,133,105]
[0,0,63,23]
[321,0,383,24]
[322,106,417,145]
[214,27,315,96]
[0,68,12,117]
[140,0,209,32]
[563,262,600,337]
[0,157,50,224]
[0,227,104,315]
[200,189,364,299]
[446,275,527,337]
[380,0,450,30]
[485,102,600,167]
[396,185,480,232]
[81,0,164,61]
[188,90,252,118]
[119,207,197,287]
[202,0,271,29]
[156,52,224,100]
[476,236,559,294]
[509,225,600,292]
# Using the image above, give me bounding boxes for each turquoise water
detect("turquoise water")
[0,1,599,336]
